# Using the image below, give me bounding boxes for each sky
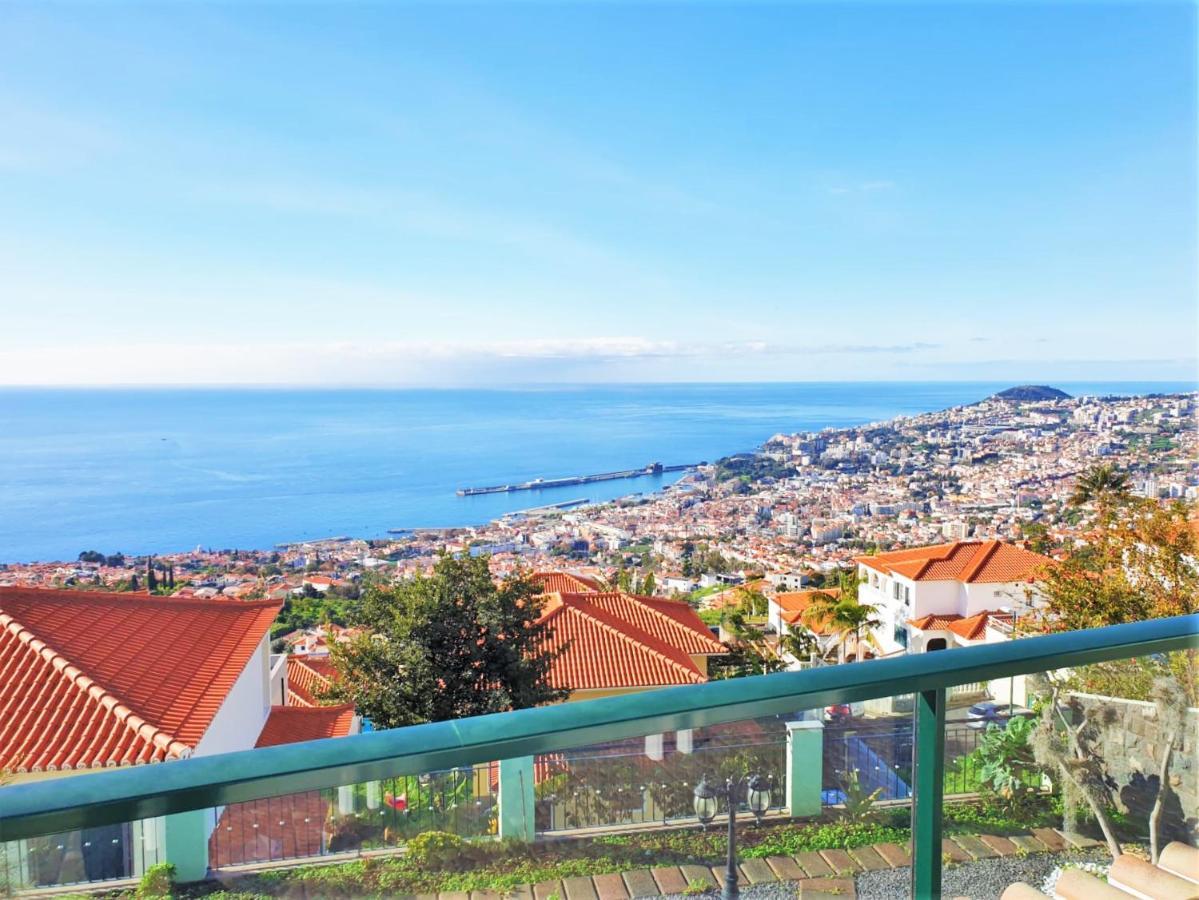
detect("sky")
[1,2,1196,386]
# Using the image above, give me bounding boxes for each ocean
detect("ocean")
[0,381,1191,563]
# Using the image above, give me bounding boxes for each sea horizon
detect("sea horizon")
[1,380,1193,564]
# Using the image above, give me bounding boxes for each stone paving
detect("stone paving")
[417,829,1102,900]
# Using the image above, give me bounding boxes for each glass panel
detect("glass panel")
[1,817,163,891]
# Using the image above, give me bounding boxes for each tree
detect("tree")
[802,573,882,663]
[1148,677,1187,864]
[1030,674,1123,857]
[146,560,157,593]
[324,554,566,728]
[1068,464,1131,515]
[641,572,656,596]
[711,608,785,678]
[1028,497,1198,704]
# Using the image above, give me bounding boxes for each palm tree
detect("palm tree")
[801,584,847,662]
[829,599,884,662]
[1069,464,1131,511]
[802,572,882,663]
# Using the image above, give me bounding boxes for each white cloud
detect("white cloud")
[0,337,956,386]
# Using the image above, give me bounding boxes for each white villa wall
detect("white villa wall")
[907,580,960,618]
[962,582,1027,616]
[195,635,272,758]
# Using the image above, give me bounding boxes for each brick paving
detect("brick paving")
[423,829,1088,900]
[739,858,778,884]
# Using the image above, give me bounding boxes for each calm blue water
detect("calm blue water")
[0,382,1190,563]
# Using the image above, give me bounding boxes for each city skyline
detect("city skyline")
[1,3,1196,385]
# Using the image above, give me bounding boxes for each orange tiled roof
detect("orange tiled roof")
[255,705,356,747]
[537,592,723,690]
[855,540,1051,584]
[907,610,1013,641]
[774,588,840,634]
[530,572,603,594]
[0,587,280,773]
[286,655,337,707]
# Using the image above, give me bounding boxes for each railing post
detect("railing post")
[497,757,535,841]
[162,809,209,883]
[785,719,824,818]
[912,688,946,899]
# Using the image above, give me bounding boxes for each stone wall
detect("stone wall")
[1069,692,1198,843]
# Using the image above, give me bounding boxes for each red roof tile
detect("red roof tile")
[530,572,603,594]
[286,655,337,708]
[537,592,722,690]
[907,610,1012,640]
[855,540,1051,584]
[255,706,356,747]
[0,587,280,773]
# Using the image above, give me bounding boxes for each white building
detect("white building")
[854,539,1051,656]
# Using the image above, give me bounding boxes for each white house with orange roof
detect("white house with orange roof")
[854,539,1052,656]
[0,587,358,890]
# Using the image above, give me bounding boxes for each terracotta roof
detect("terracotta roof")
[578,592,726,656]
[529,572,603,594]
[286,655,337,707]
[0,587,280,773]
[255,705,356,747]
[773,588,840,634]
[855,540,1051,584]
[906,613,963,632]
[907,610,1012,641]
[537,592,722,690]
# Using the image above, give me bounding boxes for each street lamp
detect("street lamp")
[693,774,773,900]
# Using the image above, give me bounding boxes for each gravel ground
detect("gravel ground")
[660,847,1115,900]
[856,847,1113,899]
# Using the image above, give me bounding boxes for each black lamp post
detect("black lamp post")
[693,774,772,900]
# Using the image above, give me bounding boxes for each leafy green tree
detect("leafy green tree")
[641,572,656,596]
[325,554,566,727]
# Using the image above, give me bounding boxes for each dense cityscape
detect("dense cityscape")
[5,386,1192,615]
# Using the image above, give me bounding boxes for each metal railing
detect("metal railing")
[1,613,1195,899]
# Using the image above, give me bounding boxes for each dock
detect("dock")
[504,497,591,517]
[456,461,701,497]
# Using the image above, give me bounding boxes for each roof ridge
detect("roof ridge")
[0,611,193,768]
[557,601,704,683]
[0,586,282,610]
[959,539,1002,583]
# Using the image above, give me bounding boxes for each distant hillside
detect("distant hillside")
[993,385,1071,402]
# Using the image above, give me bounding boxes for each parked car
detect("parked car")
[965,701,1032,729]
[824,703,853,724]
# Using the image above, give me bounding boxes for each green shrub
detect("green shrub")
[406,831,467,868]
[136,862,176,898]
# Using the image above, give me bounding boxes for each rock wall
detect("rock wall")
[1069,692,1198,843]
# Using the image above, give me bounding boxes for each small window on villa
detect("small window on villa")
[904,586,911,604]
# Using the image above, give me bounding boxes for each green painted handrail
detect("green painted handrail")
[1,613,1195,842]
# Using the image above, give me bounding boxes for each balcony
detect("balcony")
[1,614,1196,899]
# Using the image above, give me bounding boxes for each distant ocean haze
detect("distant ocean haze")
[0,381,1189,563]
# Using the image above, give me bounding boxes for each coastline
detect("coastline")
[0,381,1194,564]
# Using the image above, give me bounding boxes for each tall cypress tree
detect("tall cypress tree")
[146,560,157,593]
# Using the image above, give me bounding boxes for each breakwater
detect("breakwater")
[456,461,701,496]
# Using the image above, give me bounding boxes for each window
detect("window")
[893,581,902,600]
[903,585,911,605]
[894,625,908,648]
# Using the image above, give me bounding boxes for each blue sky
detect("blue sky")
[1,2,1195,385]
